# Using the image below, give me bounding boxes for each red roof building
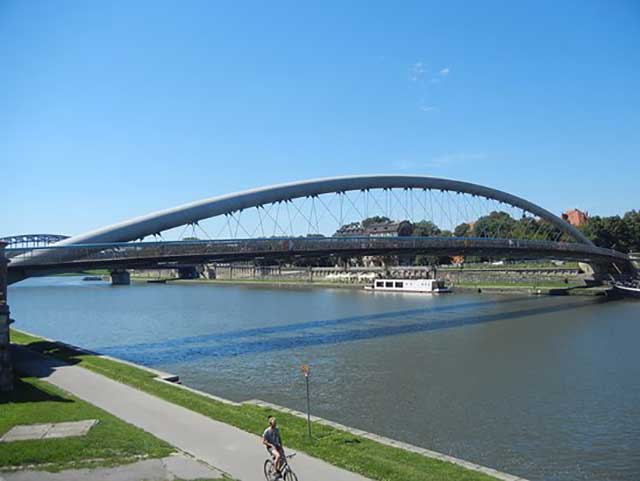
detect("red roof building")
[562,209,589,227]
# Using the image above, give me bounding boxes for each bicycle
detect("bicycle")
[263,451,298,481]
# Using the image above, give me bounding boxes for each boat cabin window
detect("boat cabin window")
[375,281,384,287]
[395,281,403,288]
[385,281,394,288]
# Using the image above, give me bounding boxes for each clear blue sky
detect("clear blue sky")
[2,0,639,237]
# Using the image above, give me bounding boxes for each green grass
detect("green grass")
[10,329,499,481]
[0,375,173,472]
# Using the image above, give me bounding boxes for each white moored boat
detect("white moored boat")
[366,278,450,294]
[612,282,640,299]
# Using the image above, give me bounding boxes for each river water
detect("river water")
[8,277,640,481]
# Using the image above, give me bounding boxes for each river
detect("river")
[8,277,640,481]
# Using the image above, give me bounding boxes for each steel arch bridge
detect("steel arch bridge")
[1,234,68,249]
[6,175,633,282]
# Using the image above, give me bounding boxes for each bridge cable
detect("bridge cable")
[232,210,252,239]
[177,223,191,241]
[450,191,469,232]
[368,190,387,221]
[343,191,365,223]
[256,205,266,238]
[289,198,316,236]
[316,194,342,228]
[216,215,233,239]
[261,202,289,237]
[272,202,281,237]
[390,189,412,221]
[285,200,295,236]
[193,221,212,240]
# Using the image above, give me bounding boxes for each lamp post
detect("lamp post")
[301,364,311,438]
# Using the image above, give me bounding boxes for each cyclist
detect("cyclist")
[262,416,285,478]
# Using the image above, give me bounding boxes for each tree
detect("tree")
[362,216,391,228]
[454,223,471,237]
[511,217,538,239]
[623,210,640,252]
[580,215,631,251]
[412,220,441,237]
[473,211,517,239]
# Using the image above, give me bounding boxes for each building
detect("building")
[562,209,589,227]
[334,222,363,237]
[334,220,414,237]
[364,220,413,237]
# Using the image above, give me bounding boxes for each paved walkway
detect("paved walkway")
[1,453,223,481]
[11,346,372,481]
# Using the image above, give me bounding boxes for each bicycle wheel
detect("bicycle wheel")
[284,469,299,481]
[263,459,275,480]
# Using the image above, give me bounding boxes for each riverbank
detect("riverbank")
[135,276,368,290]
[132,275,609,297]
[9,328,519,481]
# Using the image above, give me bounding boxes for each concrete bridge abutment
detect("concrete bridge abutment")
[0,241,13,392]
[177,266,200,280]
[110,270,131,285]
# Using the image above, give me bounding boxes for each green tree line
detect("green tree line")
[579,210,640,252]
[347,210,640,252]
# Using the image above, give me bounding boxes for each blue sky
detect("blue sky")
[2,0,639,237]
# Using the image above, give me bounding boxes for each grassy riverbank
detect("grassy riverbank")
[0,375,173,472]
[10,329,500,481]
[135,276,583,294]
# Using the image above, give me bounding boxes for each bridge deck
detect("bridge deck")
[8,237,631,280]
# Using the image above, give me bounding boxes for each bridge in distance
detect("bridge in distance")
[5,175,635,284]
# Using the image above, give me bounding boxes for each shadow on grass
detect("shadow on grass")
[11,341,94,366]
[0,377,72,405]
[8,343,90,389]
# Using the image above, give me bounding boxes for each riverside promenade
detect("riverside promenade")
[12,346,371,481]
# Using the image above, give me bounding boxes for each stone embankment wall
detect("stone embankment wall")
[207,264,587,285]
[132,263,588,286]
[204,264,438,282]
[131,269,179,279]
[439,267,587,285]
[0,241,13,392]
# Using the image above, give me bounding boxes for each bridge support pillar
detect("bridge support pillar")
[0,242,13,392]
[579,262,610,283]
[110,270,131,286]
[0,306,12,393]
[177,266,200,279]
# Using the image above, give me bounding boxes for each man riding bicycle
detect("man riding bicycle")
[262,416,285,478]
